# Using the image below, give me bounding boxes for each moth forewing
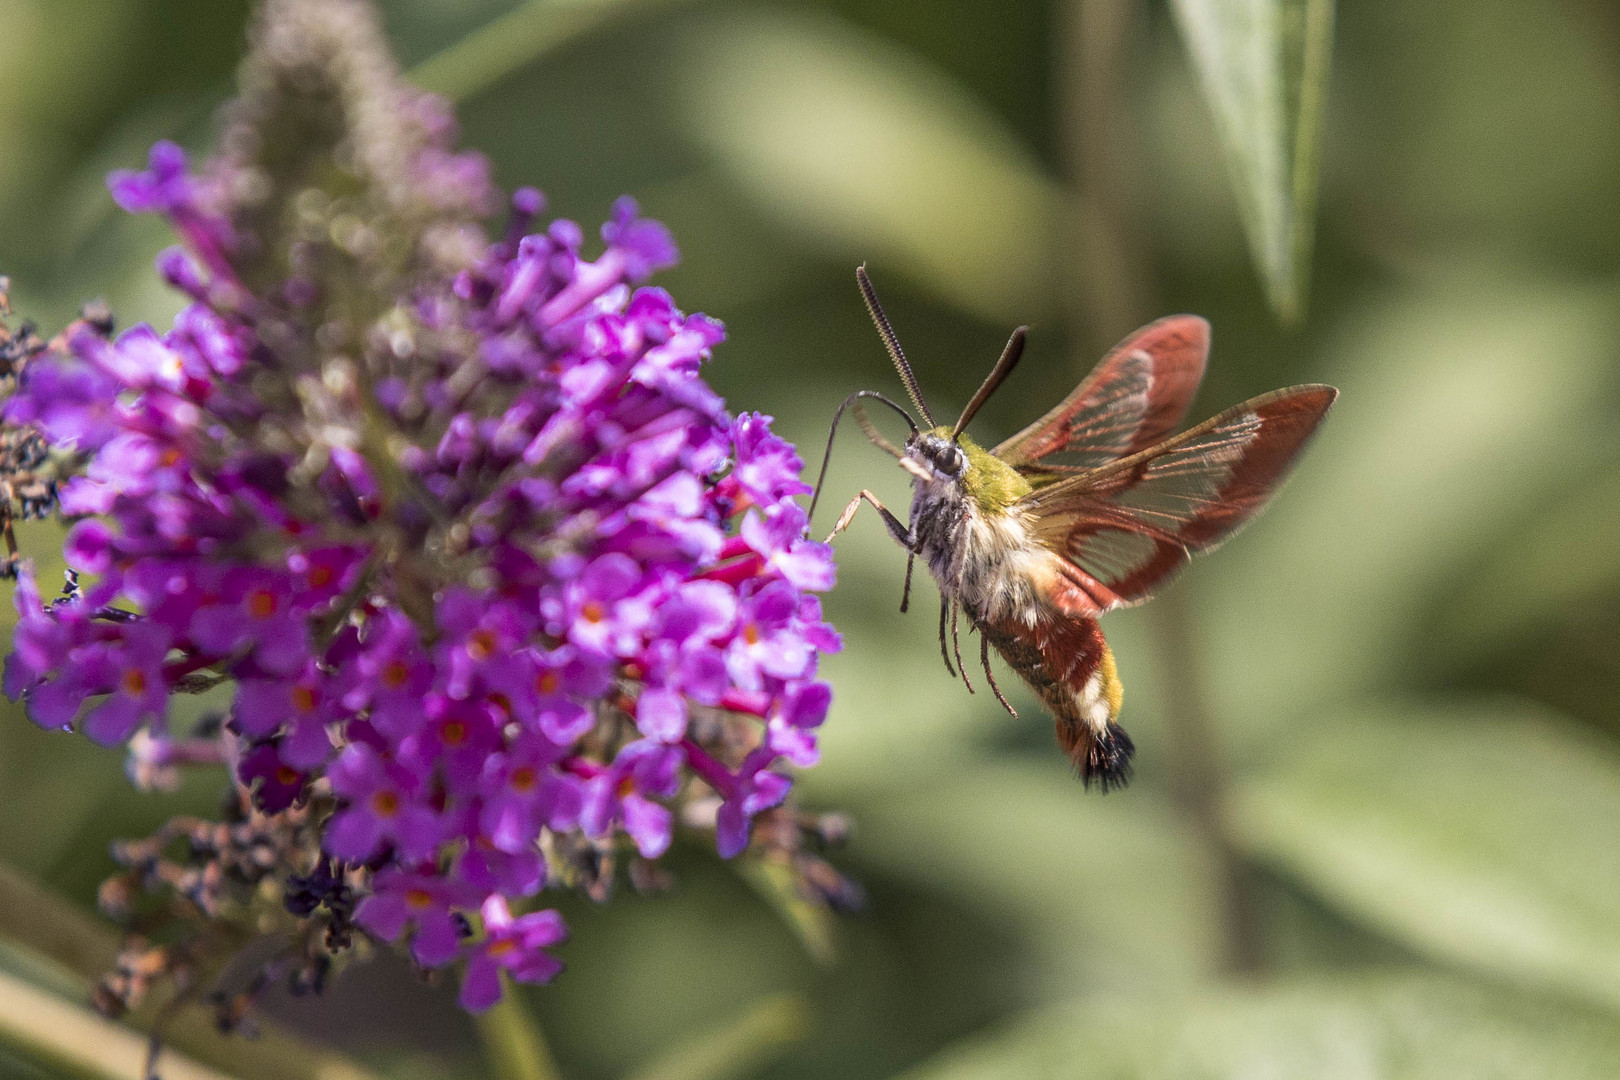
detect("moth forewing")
[1020,384,1339,608]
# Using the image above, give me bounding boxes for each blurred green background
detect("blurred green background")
[3,0,1620,1077]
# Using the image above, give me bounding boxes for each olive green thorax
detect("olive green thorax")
[929,426,1032,514]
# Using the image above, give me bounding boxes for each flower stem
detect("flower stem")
[624,992,810,1080]
[474,983,564,1080]
[1059,0,1261,973]
[0,863,380,1080]
[0,967,229,1080]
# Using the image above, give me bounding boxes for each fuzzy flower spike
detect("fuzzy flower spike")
[2,0,851,1021]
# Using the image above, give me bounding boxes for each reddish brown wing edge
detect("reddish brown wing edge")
[1021,384,1338,615]
[990,314,1210,468]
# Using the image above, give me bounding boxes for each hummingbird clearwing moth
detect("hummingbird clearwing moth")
[813,267,1337,790]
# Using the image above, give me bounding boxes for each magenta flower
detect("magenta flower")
[325,744,442,863]
[459,896,567,1012]
[357,868,479,969]
[81,623,174,746]
[715,747,793,860]
[237,743,310,813]
[580,740,682,858]
[479,732,581,854]
[726,580,818,691]
[1,0,849,1020]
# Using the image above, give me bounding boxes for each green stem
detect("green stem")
[624,993,811,1080]
[1059,0,1261,973]
[0,864,380,1080]
[474,983,564,1080]
[1148,593,1265,972]
[0,967,231,1080]
[409,0,684,104]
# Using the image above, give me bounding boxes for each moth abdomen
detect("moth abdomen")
[977,610,1134,790]
[1076,722,1134,793]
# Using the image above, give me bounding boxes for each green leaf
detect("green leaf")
[1230,698,1620,1013]
[1427,453,1620,668]
[410,0,686,105]
[736,858,838,966]
[1192,270,1620,750]
[853,762,1225,994]
[893,970,1620,1080]
[1167,0,1334,321]
[666,8,1065,326]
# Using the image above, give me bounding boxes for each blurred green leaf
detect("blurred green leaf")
[667,7,1065,326]
[625,992,810,1080]
[892,970,1620,1079]
[855,761,1224,995]
[410,0,683,104]
[737,858,838,966]
[1230,698,1620,1014]
[1427,454,1620,669]
[1168,0,1334,321]
[1328,0,1620,263]
[1196,269,1620,749]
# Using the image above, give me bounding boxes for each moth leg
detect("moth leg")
[900,552,916,613]
[980,629,1018,718]
[950,601,974,694]
[825,489,913,549]
[937,594,957,677]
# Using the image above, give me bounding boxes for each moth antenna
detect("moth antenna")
[856,265,936,427]
[809,389,919,522]
[952,326,1027,441]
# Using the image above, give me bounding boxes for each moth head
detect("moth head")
[908,429,968,481]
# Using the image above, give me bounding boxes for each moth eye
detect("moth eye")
[937,445,964,475]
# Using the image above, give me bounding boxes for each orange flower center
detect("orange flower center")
[581,601,605,624]
[291,685,317,713]
[370,790,400,817]
[246,589,278,619]
[275,765,301,786]
[120,668,147,696]
[743,623,761,646]
[510,766,537,793]
[307,565,334,588]
[536,671,560,695]
[406,888,435,911]
[441,720,468,747]
[382,660,410,688]
[486,938,518,959]
[467,629,497,662]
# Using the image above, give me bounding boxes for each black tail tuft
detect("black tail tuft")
[1080,722,1135,793]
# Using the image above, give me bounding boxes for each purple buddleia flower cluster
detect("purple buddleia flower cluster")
[1,0,846,1017]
